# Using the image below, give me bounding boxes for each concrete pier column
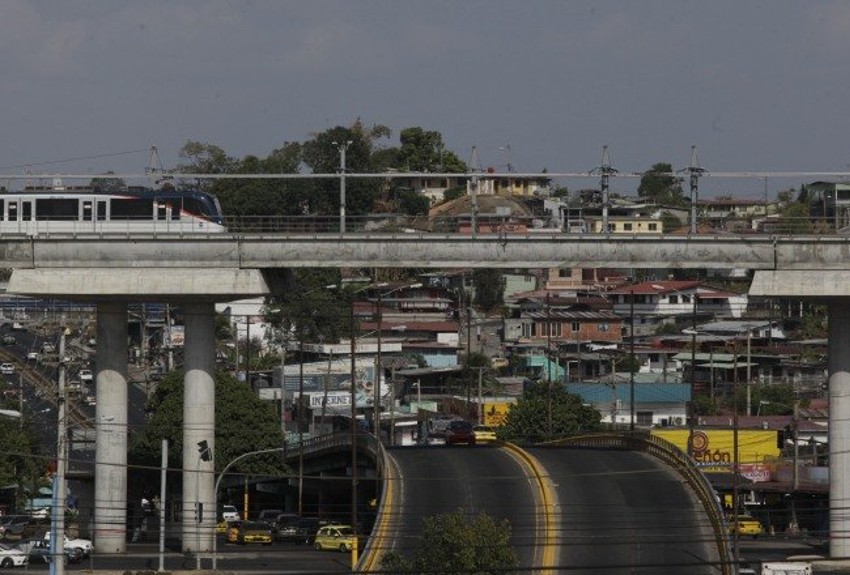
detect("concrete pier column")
[182,302,216,553]
[93,302,129,553]
[829,298,850,558]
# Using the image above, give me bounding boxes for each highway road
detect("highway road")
[529,446,721,574]
[384,445,544,570]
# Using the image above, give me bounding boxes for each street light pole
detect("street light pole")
[212,447,287,570]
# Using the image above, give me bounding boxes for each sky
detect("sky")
[1,0,849,198]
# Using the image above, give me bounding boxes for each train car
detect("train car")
[0,185,225,235]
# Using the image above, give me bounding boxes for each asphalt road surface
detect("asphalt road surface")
[529,446,721,574]
[385,444,541,569]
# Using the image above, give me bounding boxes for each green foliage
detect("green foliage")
[380,509,518,574]
[637,162,685,206]
[90,173,126,192]
[660,211,683,232]
[550,186,570,198]
[394,127,467,173]
[690,395,719,416]
[442,186,466,202]
[473,269,504,311]
[798,304,827,339]
[129,370,287,476]
[779,203,812,234]
[727,383,804,415]
[0,413,47,509]
[499,381,601,443]
[265,269,351,344]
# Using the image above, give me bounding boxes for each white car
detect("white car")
[79,369,93,383]
[221,505,240,522]
[0,363,14,375]
[0,542,28,567]
[43,533,92,557]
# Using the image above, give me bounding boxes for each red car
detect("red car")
[445,420,476,445]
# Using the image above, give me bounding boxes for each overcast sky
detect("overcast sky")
[1,1,848,198]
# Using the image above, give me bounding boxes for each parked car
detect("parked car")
[314,524,358,553]
[43,533,93,557]
[2,335,16,346]
[40,343,55,354]
[0,364,14,376]
[726,514,764,538]
[293,517,323,545]
[0,516,29,540]
[26,351,38,362]
[78,369,93,383]
[15,517,49,541]
[0,542,28,567]
[220,505,240,522]
[231,521,272,545]
[257,509,283,525]
[18,539,81,564]
[445,420,476,445]
[274,513,300,541]
[472,424,497,442]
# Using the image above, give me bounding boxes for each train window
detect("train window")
[35,198,79,221]
[97,200,107,221]
[156,203,167,220]
[182,197,203,216]
[111,198,154,220]
[7,201,16,221]
[156,198,181,221]
[82,201,93,221]
[22,201,31,220]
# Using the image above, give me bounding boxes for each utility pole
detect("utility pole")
[334,140,352,233]
[629,290,635,431]
[591,145,617,233]
[51,324,68,575]
[682,145,707,235]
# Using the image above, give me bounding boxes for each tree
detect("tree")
[380,509,518,574]
[638,162,685,206]
[0,411,47,510]
[473,269,504,311]
[90,172,126,192]
[395,127,467,173]
[129,370,287,480]
[499,381,601,443]
[176,141,239,195]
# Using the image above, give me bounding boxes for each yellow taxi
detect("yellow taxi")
[314,524,358,552]
[473,424,497,442]
[727,514,764,538]
[228,520,273,545]
[216,520,228,534]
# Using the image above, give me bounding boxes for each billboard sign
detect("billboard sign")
[652,429,780,479]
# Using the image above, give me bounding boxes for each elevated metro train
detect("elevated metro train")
[0,186,225,235]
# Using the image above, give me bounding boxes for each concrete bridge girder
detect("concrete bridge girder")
[6,234,850,270]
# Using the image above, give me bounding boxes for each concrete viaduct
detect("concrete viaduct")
[5,231,850,558]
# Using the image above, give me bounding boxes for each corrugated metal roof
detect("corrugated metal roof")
[567,382,691,403]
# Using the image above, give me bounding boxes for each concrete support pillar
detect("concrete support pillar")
[829,298,850,558]
[93,302,129,553]
[182,302,216,553]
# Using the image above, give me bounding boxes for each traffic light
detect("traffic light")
[197,440,212,462]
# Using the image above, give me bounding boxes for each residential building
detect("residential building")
[607,280,748,320]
